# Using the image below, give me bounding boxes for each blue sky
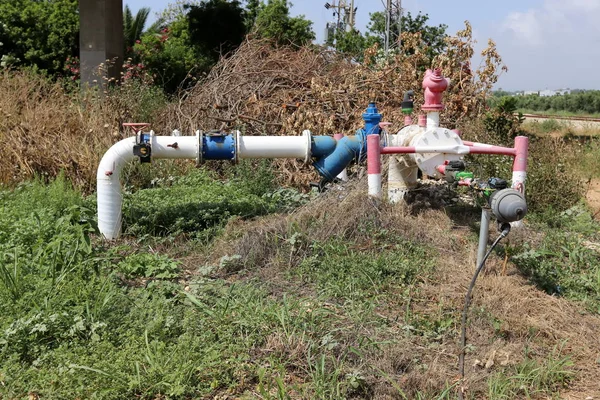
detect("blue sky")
[124,0,600,91]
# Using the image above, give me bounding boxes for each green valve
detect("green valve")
[455,171,474,180]
[401,90,414,115]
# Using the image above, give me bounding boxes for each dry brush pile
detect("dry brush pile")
[0,22,505,190]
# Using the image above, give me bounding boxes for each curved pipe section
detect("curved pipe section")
[97,135,199,240]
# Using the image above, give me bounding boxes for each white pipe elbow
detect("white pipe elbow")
[96,135,200,240]
[96,137,137,240]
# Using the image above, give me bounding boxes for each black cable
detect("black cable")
[457,223,511,399]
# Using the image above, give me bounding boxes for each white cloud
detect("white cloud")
[503,10,543,46]
[501,0,600,46]
[495,0,600,89]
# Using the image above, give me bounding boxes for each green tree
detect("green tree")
[244,0,260,30]
[253,0,314,46]
[134,17,206,94]
[334,29,372,60]
[186,0,247,61]
[0,0,78,74]
[367,11,447,58]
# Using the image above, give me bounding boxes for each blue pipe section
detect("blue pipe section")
[202,134,236,161]
[311,136,337,158]
[312,102,382,181]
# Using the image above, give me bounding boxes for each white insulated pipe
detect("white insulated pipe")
[426,112,440,129]
[97,133,312,240]
[237,136,309,159]
[388,156,418,203]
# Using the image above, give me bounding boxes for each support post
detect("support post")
[79,0,124,87]
[476,208,491,269]
[367,134,382,198]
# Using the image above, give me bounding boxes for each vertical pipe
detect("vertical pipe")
[476,208,491,269]
[367,134,382,198]
[418,114,427,127]
[333,133,349,181]
[404,115,413,126]
[426,112,440,129]
[512,136,529,195]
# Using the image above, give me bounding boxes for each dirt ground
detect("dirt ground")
[586,179,600,219]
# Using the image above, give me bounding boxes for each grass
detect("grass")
[0,173,443,399]
[2,137,600,397]
[487,347,574,399]
[512,204,600,313]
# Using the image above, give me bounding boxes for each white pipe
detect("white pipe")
[238,136,309,159]
[426,112,440,129]
[153,136,198,159]
[413,145,470,155]
[368,174,382,198]
[336,169,349,182]
[97,135,199,240]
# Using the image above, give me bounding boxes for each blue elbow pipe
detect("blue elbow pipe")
[311,136,337,157]
[313,131,366,181]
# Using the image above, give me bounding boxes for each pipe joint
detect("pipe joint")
[202,132,236,161]
[313,130,366,182]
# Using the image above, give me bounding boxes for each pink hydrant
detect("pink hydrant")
[422,68,450,111]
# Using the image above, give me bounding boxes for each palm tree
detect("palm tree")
[123,5,151,49]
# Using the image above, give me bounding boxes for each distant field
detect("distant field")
[520,113,600,136]
[517,108,600,118]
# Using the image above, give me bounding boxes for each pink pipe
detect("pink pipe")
[404,115,413,125]
[512,136,529,194]
[381,146,416,154]
[381,145,515,157]
[333,133,344,141]
[469,146,516,156]
[367,135,382,198]
[512,136,528,173]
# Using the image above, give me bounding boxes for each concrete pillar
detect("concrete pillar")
[79,0,123,87]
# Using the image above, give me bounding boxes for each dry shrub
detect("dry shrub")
[163,25,504,187]
[0,70,169,191]
[2,22,505,191]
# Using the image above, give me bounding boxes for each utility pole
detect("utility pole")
[324,0,356,43]
[348,0,355,32]
[384,0,403,53]
[384,0,391,53]
[395,0,402,50]
[79,0,123,88]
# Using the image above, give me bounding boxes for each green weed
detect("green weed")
[487,348,574,399]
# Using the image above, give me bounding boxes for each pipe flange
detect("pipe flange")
[230,130,239,164]
[197,130,204,165]
[302,129,312,164]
